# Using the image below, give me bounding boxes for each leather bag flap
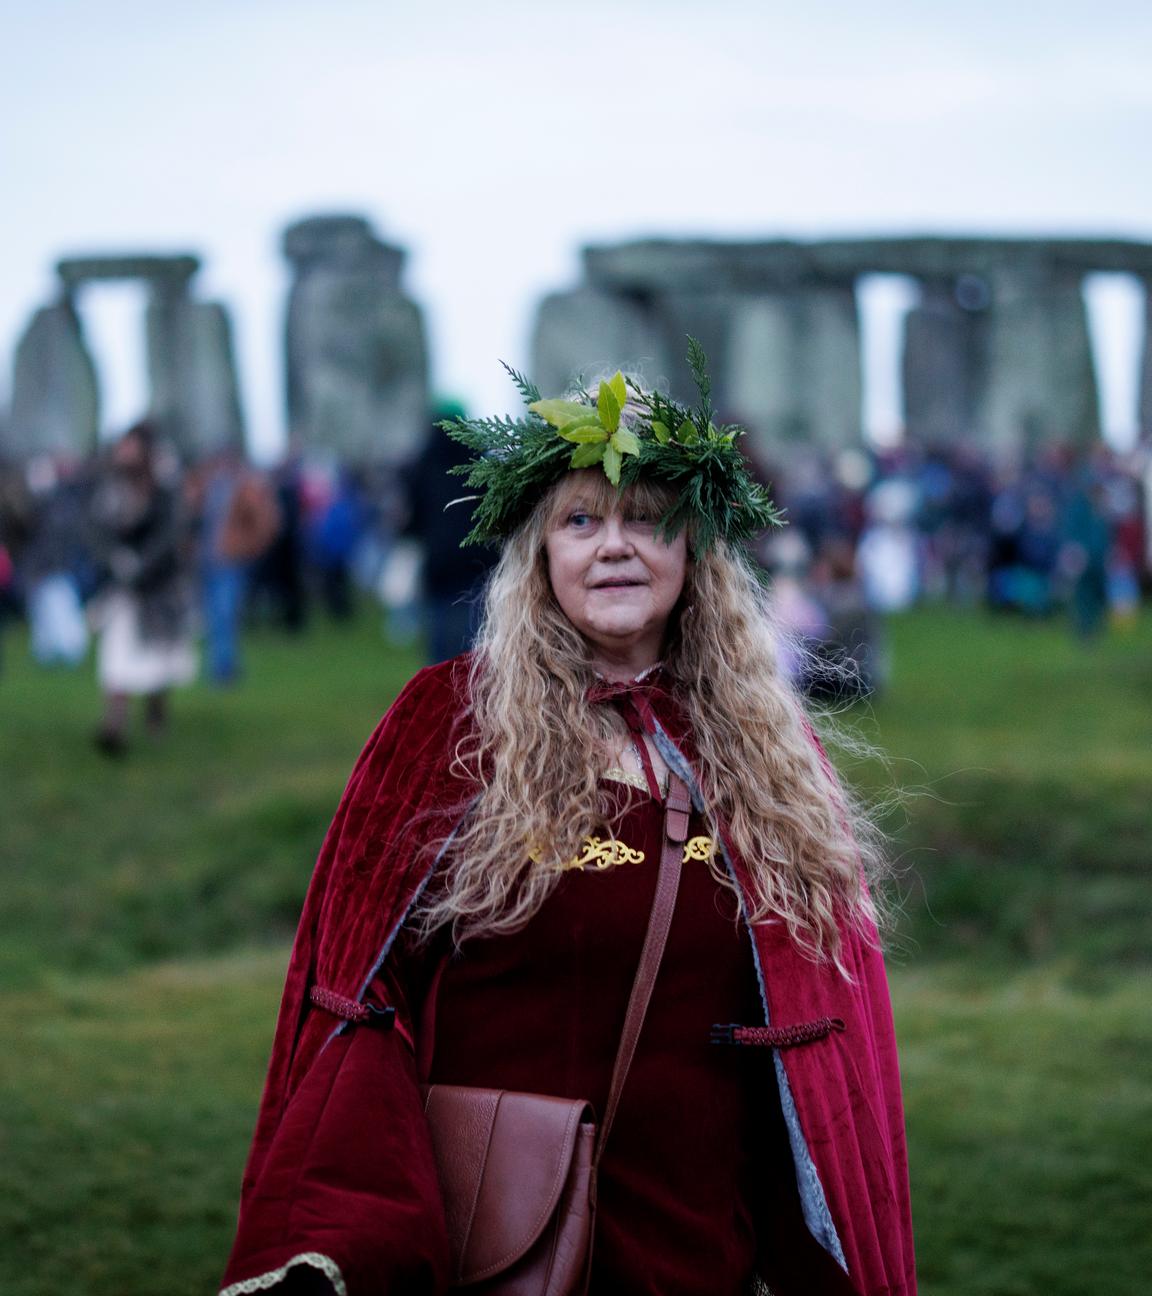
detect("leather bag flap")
[422,1085,595,1284]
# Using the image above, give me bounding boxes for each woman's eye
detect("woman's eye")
[568,511,594,528]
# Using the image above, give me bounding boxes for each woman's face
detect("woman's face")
[544,471,688,679]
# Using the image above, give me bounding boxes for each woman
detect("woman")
[221,356,915,1296]
[89,422,196,754]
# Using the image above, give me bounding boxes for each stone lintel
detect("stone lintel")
[584,236,1152,291]
[56,254,201,291]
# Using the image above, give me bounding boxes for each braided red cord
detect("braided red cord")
[731,1017,846,1048]
[309,985,373,1023]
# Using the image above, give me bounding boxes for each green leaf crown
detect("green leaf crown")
[442,337,782,553]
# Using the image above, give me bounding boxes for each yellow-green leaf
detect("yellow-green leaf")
[559,423,609,444]
[602,443,622,485]
[609,371,627,409]
[676,418,698,443]
[597,381,621,434]
[612,427,641,457]
[651,420,671,444]
[570,442,607,469]
[529,398,595,428]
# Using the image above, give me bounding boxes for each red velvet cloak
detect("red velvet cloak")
[221,656,916,1296]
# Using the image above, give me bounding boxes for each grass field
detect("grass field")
[1,608,1150,1295]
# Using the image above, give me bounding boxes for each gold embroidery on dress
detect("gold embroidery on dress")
[551,833,716,872]
[682,835,715,863]
[559,835,646,871]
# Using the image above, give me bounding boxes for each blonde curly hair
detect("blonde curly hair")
[415,470,884,968]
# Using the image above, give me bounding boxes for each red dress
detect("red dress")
[405,780,786,1294]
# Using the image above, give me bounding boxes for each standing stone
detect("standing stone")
[283,215,428,464]
[531,288,673,396]
[975,265,1099,454]
[903,278,984,443]
[1140,278,1152,438]
[10,299,100,458]
[654,290,737,408]
[795,281,863,450]
[727,295,801,440]
[726,283,862,452]
[147,291,245,456]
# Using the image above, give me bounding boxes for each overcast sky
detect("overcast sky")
[2,0,1150,457]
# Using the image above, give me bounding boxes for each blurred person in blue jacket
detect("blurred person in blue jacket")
[21,454,94,667]
[310,466,371,621]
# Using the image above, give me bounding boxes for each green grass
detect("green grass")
[0,618,425,986]
[1,607,1150,1294]
[898,964,1152,1296]
[0,952,283,1296]
[850,611,1152,968]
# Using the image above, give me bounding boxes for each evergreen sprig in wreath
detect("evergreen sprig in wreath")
[443,337,782,554]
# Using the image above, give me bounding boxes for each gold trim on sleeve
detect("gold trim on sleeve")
[219,1252,347,1296]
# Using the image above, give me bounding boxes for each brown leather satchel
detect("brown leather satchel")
[421,1088,596,1293]
[419,773,692,1295]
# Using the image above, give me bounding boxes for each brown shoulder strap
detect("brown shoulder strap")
[595,771,691,1166]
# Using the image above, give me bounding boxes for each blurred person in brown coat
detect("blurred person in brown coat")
[188,446,281,685]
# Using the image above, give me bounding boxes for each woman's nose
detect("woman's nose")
[597,515,634,556]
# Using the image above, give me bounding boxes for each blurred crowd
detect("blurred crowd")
[755,437,1150,697]
[0,410,497,753]
[1,414,1149,749]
